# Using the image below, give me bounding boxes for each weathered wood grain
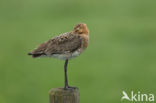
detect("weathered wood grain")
[49,88,80,103]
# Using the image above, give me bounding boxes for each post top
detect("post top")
[49,87,79,96]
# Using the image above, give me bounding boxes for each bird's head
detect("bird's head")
[73,23,89,35]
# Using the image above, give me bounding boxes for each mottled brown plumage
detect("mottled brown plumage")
[28,23,89,89]
[28,23,89,60]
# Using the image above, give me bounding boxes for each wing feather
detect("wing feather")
[29,32,82,57]
[45,32,82,55]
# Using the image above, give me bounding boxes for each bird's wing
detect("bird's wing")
[30,32,82,57]
[44,32,82,55]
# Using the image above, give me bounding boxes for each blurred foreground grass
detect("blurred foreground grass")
[0,0,156,103]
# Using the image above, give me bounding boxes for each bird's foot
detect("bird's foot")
[64,86,78,90]
[68,86,78,89]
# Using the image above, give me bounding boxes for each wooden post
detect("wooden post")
[49,87,80,103]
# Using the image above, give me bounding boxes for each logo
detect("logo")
[121,91,154,102]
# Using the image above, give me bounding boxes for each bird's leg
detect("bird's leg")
[64,59,78,90]
[64,59,69,89]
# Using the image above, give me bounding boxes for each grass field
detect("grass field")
[0,0,156,103]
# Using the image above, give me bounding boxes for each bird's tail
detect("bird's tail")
[28,52,45,58]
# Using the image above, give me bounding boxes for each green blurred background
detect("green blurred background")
[0,0,156,103]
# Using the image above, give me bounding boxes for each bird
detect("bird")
[28,23,89,90]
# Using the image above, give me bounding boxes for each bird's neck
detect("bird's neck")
[81,34,89,48]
